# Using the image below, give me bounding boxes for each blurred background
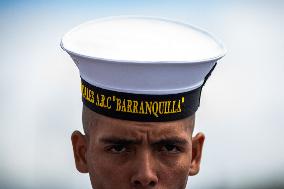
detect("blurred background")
[1,0,284,188]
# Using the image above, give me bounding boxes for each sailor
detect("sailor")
[61,16,226,189]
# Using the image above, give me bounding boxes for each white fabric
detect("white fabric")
[61,16,226,94]
[61,16,225,63]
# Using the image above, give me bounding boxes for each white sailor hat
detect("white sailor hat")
[61,16,226,122]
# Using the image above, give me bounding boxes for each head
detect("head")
[71,105,205,189]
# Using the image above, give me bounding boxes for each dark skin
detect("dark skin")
[71,105,205,189]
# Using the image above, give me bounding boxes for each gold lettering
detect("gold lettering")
[99,95,105,107]
[145,101,152,115]
[106,96,112,109]
[121,99,126,112]
[164,101,168,114]
[139,101,145,114]
[176,100,182,112]
[166,101,171,113]
[96,94,100,106]
[85,88,89,100]
[81,84,95,103]
[81,84,84,94]
[133,101,138,113]
[171,101,176,113]
[90,90,94,103]
[152,101,159,117]
[116,98,121,111]
[127,100,132,113]
[81,85,85,98]
[159,101,165,114]
[83,87,87,99]
[94,95,184,117]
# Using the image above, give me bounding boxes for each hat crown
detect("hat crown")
[61,16,226,121]
[61,16,225,63]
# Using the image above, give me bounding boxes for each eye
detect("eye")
[161,144,181,153]
[107,145,127,153]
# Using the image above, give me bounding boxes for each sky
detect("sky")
[0,0,284,189]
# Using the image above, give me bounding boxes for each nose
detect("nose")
[131,150,158,188]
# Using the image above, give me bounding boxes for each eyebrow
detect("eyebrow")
[152,137,188,146]
[99,136,188,146]
[99,137,142,145]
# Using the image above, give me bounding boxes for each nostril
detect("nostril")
[134,180,140,185]
[149,181,156,187]
[133,180,157,187]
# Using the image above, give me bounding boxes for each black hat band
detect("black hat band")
[81,77,203,122]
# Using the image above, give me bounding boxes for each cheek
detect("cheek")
[86,149,130,188]
[158,154,192,188]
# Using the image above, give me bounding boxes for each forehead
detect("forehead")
[87,113,194,140]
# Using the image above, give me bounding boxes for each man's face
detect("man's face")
[71,109,205,189]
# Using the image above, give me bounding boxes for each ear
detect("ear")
[71,130,89,173]
[188,132,205,176]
